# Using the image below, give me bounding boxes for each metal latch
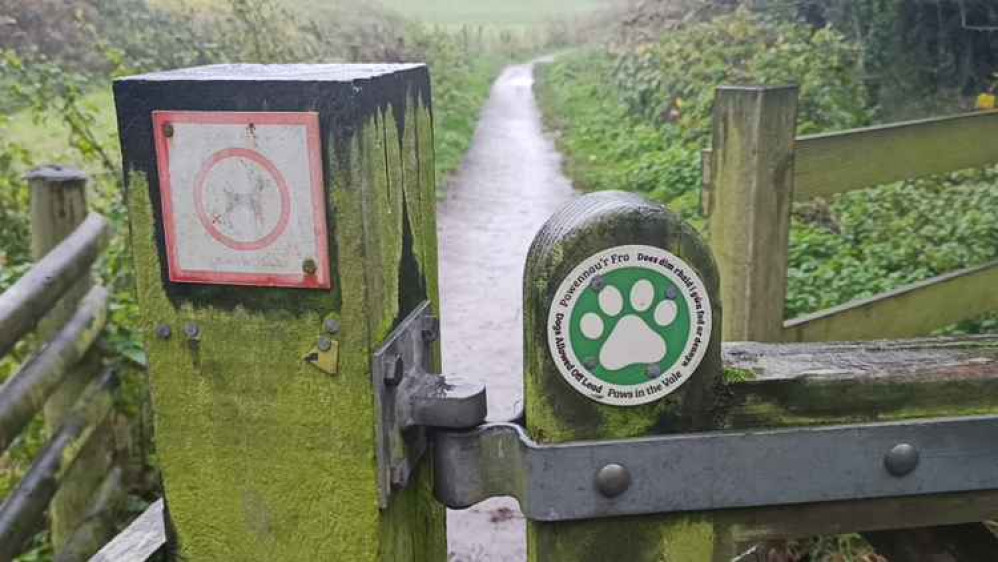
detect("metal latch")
[372,301,487,507]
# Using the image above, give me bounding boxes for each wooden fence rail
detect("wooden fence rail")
[707,86,998,343]
[794,110,998,201]
[0,166,118,561]
[0,285,108,452]
[0,213,109,359]
[0,369,117,561]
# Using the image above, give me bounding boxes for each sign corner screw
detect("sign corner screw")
[302,258,318,276]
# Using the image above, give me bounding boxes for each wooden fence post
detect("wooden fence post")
[27,165,112,551]
[707,86,798,342]
[113,64,444,561]
[523,191,726,561]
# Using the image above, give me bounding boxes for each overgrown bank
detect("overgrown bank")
[535,9,998,330]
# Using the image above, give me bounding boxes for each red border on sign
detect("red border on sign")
[152,111,331,290]
[193,147,292,251]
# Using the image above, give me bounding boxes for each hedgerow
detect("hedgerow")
[535,9,998,329]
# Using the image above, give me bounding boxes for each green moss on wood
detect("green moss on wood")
[125,82,443,561]
[524,192,725,561]
[723,368,756,383]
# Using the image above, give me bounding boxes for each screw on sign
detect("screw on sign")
[152,111,330,289]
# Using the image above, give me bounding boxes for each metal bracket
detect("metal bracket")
[372,301,487,508]
[434,415,998,521]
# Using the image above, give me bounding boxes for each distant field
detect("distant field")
[334,0,613,25]
[152,0,615,26]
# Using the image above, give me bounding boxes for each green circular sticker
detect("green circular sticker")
[546,245,711,406]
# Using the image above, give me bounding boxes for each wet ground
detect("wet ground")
[438,60,576,561]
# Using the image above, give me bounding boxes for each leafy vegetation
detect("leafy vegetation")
[535,9,998,558]
[536,8,998,330]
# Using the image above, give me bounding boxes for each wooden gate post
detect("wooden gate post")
[114,65,444,561]
[707,86,798,342]
[524,191,725,561]
[27,165,112,551]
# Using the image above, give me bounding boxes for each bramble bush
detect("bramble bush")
[536,11,872,221]
[612,9,872,139]
[536,9,998,331]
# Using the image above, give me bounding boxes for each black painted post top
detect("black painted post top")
[111,63,445,560]
[113,63,431,312]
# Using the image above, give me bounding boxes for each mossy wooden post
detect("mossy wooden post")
[27,165,111,551]
[707,86,797,342]
[524,191,725,561]
[113,64,444,561]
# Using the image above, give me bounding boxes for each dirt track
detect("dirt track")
[438,60,575,561]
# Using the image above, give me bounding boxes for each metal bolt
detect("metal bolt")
[646,364,661,378]
[595,463,631,498]
[589,275,606,292]
[183,323,200,339]
[665,287,678,300]
[583,357,598,370]
[390,464,409,488]
[421,317,440,343]
[302,258,318,276]
[385,356,405,387]
[884,443,919,477]
[317,336,332,352]
[155,324,172,340]
[163,123,174,138]
[323,318,341,335]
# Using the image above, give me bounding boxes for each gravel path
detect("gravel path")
[438,60,576,562]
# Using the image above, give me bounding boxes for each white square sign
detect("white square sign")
[152,111,330,289]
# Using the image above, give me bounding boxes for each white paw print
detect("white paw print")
[580,278,678,371]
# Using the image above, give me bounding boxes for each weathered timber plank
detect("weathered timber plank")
[708,86,797,342]
[782,261,998,343]
[29,167,112,552]
[89,499,165,562]
[720,489,998,544]
[721,336,998,427]
[0,369,116,561]
[723,336,998,556]
[864,524,998,562]
[0,213,109,359]
[794,110,998,200]
[56,466,125,562]
[0,285,109,453]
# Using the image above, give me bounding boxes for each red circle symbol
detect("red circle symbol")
[194,148,292,251]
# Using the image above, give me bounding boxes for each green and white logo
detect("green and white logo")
[546,245,711,406]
